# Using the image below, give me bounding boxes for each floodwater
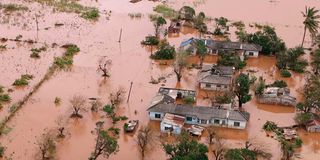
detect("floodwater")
[0,0,319,160]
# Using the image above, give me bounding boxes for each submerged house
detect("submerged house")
[180,38,262,57]
[147,95,250,133]
[161,113,185,134]
[168,20,182,33]
[306,119,320,133]
[158,87,196,100]
[198,64,234,91]
[257,87,297,106]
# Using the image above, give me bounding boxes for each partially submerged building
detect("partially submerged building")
[158,87,196,100]
[160,113,185,134]
[306,119,320,133]
[257,87,297,106]
[180,38,262,57]
[198,64,234,91]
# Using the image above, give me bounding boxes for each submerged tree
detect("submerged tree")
[311,49,320,74]
[196,39,207,68]
[152,16,167,37]
[297,73,320,113]
[69,95,86,118]
[97,57,112,77]
[36,133,56,160]
[301,6,320,47]
[163,131,208,160]
[136,126,154,159]
[173,50,188,82]
[55,115,66,138]
[207,125,216,145]
[234,73,252,108]
[212,137,225,160]
[179,6,196,22]
[109,87,126,107]
[89,122,119,160]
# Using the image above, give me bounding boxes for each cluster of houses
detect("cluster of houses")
[147,87,250,134]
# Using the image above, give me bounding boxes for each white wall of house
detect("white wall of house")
[307,125,320,132]
[149,112,165,121]
[160,121,182,134]
[210,118,246,129]
[244,50,259,57]
[185,116,198,125]
[200,83,230,91]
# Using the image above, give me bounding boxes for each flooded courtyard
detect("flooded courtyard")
[0,0,320,160]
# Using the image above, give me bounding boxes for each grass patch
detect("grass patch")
[153,4,178,18]
[81,8,99,20]
[30,46,47,58]
[12,74,34,86]
[54,44,80,68]
[33,0,99,20]
[0,3,28,12]
[0,94,11,102]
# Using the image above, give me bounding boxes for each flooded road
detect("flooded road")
[0,0,320,160]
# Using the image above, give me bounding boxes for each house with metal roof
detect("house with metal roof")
[147,95,250,130]
[198,64,235,91]
[179,37,262,57]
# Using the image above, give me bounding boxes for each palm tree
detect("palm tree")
[301,6,320,47]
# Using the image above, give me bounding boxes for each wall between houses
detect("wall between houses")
[149,112,165,121]
[200,83,230,91]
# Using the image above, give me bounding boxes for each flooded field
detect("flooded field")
[0,0,319,160]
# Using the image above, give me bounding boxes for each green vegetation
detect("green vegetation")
[255,77,266,96]
[213,17,229,36]
[179,6,196,22]
[153,4,178,18]
[54,44,80,68]
[0,3,28,12]
[141,35,159,46]
[296,74,320,113]
[0,144,4,158]
[268,80,287,88]
[33,0,98,20]
[234,73,252,108]
[262,121,278,132]
[301,7,320,47]
[276,47,307,73]
[217,53,246,70]
[196,40,207,67]
[311,49,320,74]
[0,45,7,50]
[280,69,291,77]
[215,92,232,104]
[183,96,195,104]
[163,131,208,160]
[30,46,47,58]
[294,112,313,125]
[0,94,10,102]
[151,42,175,60]
[224,148,256,160]
[150,16,167,37]
[81,8,99,20]
[12,74,34,86]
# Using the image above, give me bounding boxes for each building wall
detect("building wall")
[210,118,246,129]
[200,83,230,91]
[149,112,165,121]
[244,51,259,57]
[307,125,320,132]
[160,121,182,134]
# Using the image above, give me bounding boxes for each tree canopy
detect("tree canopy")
[234,73,252,108]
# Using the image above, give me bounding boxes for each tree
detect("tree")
[194,12,207,37]
[152,16,167,37]
[36,133,56,160]
[297,74,320,113]
[234,73,252,108]
[254,77,265,96]
[97,57,112,77]
[136,126,154,159]
[179,6,195,22]
[163,131,208,160]
[90,99,102,112]
[151,41,175,60]
[0,143,4,158]
[55,115,66,138]
[213,17,229,36]
[109,87,126,107]
[89,122,119,160]
[69,95,86,118]
[207,126,215,144]
[294,112,313,126]
[217,53,246,70]
[276,47,307,73]
[212,137,225,160]
[173,50,188,82]
[301,6,320,47]
[196,40,207,68]
[311,49,320,74]
[224,148,256,160]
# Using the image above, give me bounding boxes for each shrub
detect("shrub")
[183,96,195,104]
[65,45,80,56]
[30,47,46,58]
[0,144,4,158]
[151,42,175,60]
[262,121,278,132]
[81,8,99,20]
[12,74,33,86]
[268,80,287,88]
[289,60,308,73]
[215,93,232,104]
[255,78,266,96]
[153,5,177,18]
[108,127,120,135]
[217,54,246,69]
[0,94,11,102]
[141,35,159,46]
[280,69,291,77]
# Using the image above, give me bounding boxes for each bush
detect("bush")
[217,54,246,69]
[0,94,11,102]
[268,80,287,88]
[280,69,291,77]
[65,45,80,56]
[289,60,308,73]
[81,8,99,20]
[294,112,313,125]
[141,35,159,46]
[0,144,4,158]
[263,121,278,132]
[183,96,195,104]
[153,5,177,18]
[151,42,175,60]
[30,47,46,58]
[12,74,33,86]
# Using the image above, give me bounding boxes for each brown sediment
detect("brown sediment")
[0,0,319,160]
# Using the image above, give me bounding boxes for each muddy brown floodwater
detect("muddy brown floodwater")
[0,0,320,160]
